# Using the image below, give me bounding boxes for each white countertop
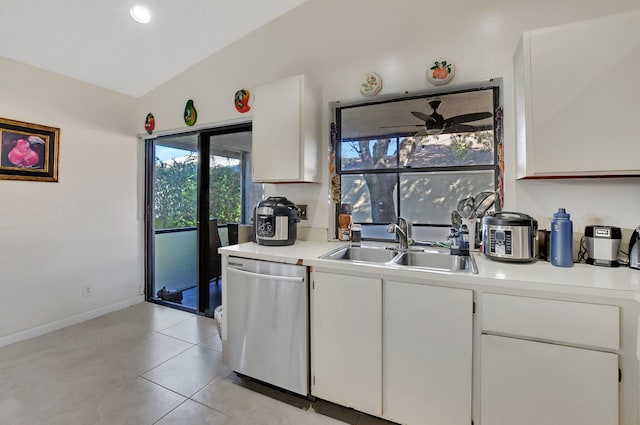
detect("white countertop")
[220,240,640,301]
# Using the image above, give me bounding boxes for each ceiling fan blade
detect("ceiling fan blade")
[447,123,484,132]
[410,111,435,122]
[379,124,423,129]
[445,112,492,125]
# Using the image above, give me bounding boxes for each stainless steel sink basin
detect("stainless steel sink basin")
[395,250,478,274]
[320,245,478,274]
[320,246,399,263]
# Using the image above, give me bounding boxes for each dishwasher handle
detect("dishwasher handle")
[227,267,305,283]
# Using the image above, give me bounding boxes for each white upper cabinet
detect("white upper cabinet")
[252,74,321,183]
[514,10,640,178]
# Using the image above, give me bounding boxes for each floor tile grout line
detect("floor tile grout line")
[154,315,198,333]
[137,374,237,421]
[156,329,219,345]
[136,341,197,376]
[150,398,190,425]
[139,375,191,399]
[136,344,230,395]
[187,395,237,419]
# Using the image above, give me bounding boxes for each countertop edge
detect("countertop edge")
[219,241,640,301]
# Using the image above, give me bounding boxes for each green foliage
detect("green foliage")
[448,130,493,161]
[449,135,472,161]
[209,165,241,223]
[154,154,241,230]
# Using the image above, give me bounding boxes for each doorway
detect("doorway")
[145,123,260,315]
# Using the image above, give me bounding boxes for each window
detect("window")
[336,84,501,240]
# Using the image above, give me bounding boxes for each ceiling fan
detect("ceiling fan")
[382,99,493,136]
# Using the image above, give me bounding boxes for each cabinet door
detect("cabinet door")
[515,10,640,177]
[252,75,303,182]
[383,281,473,425]
[481,334,618,425]
[311,271,382,416]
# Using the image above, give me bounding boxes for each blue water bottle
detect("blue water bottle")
[550,208,573,267]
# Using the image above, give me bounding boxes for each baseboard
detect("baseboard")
[0,295,145,348]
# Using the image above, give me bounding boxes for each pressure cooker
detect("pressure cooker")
[481,211,538,262]
[255,197,299,246]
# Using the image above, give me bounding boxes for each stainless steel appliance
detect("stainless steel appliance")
[255,197,299,246]
[482,212,538,262]
[226,256,308,396]
[630,226,640,270]
[585,225,621,267]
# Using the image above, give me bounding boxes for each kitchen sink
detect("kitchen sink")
[320,246,399,263]
[394,250,478,274]
[320,245,478,274]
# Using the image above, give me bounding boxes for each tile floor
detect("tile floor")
[0,302,395,425]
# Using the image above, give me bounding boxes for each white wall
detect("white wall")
[0,57,143,343]
[139,0,640,243]
[0,0,635,343]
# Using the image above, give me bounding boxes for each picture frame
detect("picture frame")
[0,117,60,182]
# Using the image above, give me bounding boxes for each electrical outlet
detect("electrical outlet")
[297,204,308,220]
[82,285,92,298]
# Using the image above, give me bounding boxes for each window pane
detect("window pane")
[399,170,494,225]
[154,145,198,230]
[341,174,398,223]
[399,130,494,168]
[209,153,242,224]
[340,139,398,171]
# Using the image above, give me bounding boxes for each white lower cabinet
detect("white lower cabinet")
[383,280,473,425]
[481,334,618,425]
[311,271,473,424]
[311,271,382,416]
[480,293,620,425]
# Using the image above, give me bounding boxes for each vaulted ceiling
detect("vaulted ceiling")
[0,0,308,97]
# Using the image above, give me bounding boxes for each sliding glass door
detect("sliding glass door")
[145,123,259,315]
[147,133,199,312]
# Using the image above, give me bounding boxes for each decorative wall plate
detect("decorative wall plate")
[234,89,251,113]
[144,113,155,135]
[427,59,455,86]
[184,99,197,126]
[359,72,383,96]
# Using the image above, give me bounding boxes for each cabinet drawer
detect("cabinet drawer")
[482,293,619,350]
[481,334,618,425]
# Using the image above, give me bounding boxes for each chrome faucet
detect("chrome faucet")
[387,217,412,249]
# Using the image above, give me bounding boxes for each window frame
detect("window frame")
[334,82,502,239]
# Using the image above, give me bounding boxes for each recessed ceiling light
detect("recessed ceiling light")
[130,5,151,24]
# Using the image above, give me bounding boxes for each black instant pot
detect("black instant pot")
[255,197,299,246]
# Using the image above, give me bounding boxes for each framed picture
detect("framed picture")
[0,117,60,182]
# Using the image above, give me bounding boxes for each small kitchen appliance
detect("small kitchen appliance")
[255,197,299,246]
[482,211,538,262]
[630,226,640,270]
[585,225,621,267]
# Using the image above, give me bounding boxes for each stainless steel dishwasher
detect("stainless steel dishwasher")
[226,256,308,396]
